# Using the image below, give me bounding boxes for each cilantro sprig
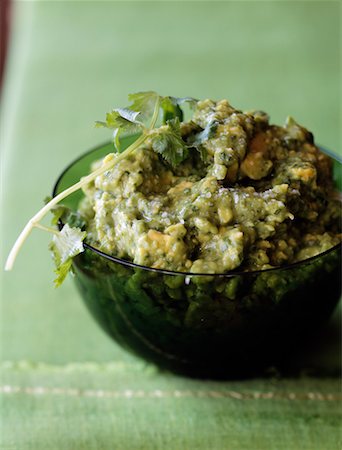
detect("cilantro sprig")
[149,118,189,167]
[4,91,198,285]
[49,224,87,287]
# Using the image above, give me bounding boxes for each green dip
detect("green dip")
[79,98,341,274]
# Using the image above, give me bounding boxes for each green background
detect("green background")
[1,1,341,449]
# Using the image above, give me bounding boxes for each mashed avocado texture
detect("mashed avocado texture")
[80,98,341,273]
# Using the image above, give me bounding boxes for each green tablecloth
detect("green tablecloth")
[1,2,341,449]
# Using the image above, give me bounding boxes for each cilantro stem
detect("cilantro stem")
[149,95,160,129]
[34,223,60,235]
[5,97,160,272]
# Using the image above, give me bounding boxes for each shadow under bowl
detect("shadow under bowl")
[53,139,342,378]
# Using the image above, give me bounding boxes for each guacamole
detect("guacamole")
[79,98,341,274]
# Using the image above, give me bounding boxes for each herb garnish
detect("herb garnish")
[150,118,189,167]
[49,224,87,287]
[4,91,197,284]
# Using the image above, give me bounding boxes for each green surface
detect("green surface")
[1,362,341,450]
[1,1,341,449]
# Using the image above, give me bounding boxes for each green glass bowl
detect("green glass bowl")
[53,138,342,378]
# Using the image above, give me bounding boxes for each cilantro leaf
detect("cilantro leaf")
[187,120,218,162]
[128,91,160,121]
[190,120,218,145]
[95,93,198,152]
[114,108,141,124]
[161,96,198,124]
[95,92,161,151]
[95,109,142,130]
[53,259,73,288]
[49,224,86,287]
[150,118,189,167]
[50,204,87,229]
[172,96,198,108]
[95,109,144,152]
[161,98,184,123]
[50,224,86,266]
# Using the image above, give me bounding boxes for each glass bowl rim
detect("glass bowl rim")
[52,140,342,278]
